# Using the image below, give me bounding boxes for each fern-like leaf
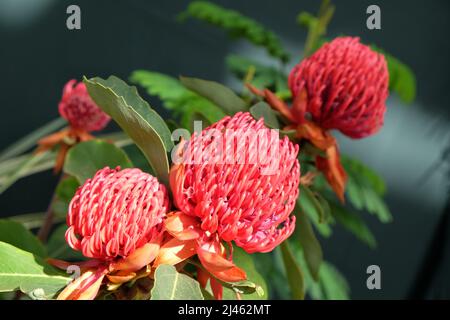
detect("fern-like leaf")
[179,1,289,62]
[226,54,289,94]
[342,156,392,223]
[130,70,226,130]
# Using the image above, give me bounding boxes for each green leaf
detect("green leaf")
[0,241,70,299]
[55,176,79,202]
[289,241,350,300]
[84,76,172,185]
[179,76,247,115]
[179,1,289,62]
[249,101,280,129]
[280,241,304,299]
[200,287,214,300]
[0,132,131,186]
[0,292,15,300]
[289,241,324,299]
[319,262,350,300]
[64,140,133,184]
[7,212,47,230]
[271,249,291,299]
[0,220,46,257]
[223,247,268,300]
[365,188,392,223]
[0,152,47,195]
[297,0,335,57]
[0,118,66,162]
[252,251,289,299]
[293,200,323,281]
[342,156,392,223]
[226,54,288,93]
[130,70,226,129]
[122,144,153,173]
[92,76,173,151]
[331,202,377,248]
[315,192,332,223]
[53,176,80,218]
[299,186,332,237]
[220,280,259,299]
[47,225,84,260]
[130,71,189,106]
[346,176,364,209]
[301,186,328,224]
[151,265,204,300]
[342,156,386,195]
[372,45,416,103]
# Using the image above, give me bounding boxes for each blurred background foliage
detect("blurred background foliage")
[0,0,449,299]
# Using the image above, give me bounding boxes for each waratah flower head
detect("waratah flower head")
[66,167,169,260]
[58,80,111,132]
[288,37,389,138]
[170,112,300,253]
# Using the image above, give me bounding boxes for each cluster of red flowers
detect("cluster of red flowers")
[56,111,301,299]
[51,36,388,300]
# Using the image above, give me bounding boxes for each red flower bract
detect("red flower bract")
[66,167,169,261]
[170,112,300,253]
[58,80,110,132]
[288,37,389,138]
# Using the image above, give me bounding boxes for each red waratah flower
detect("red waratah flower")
[53,166,169,300]
[66,167,168,260]
[288,37,389,139]
[59,79,111,132]
[155,112,300,298]
[37,80,111,173]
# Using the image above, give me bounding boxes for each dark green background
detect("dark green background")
[0,0,449,299]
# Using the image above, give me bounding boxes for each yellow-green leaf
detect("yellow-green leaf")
[0,241,70,299]
[180,76,247,115]
[0,220,46,257]
[151,265,203,300]
[280,241,304,299]
[293,200,323,281]
[64,139,133,184]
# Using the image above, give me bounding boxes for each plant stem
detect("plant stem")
[303,0,335,57]
[36,193,57,243]
[37,173,65,242]
[13,291,23,300]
